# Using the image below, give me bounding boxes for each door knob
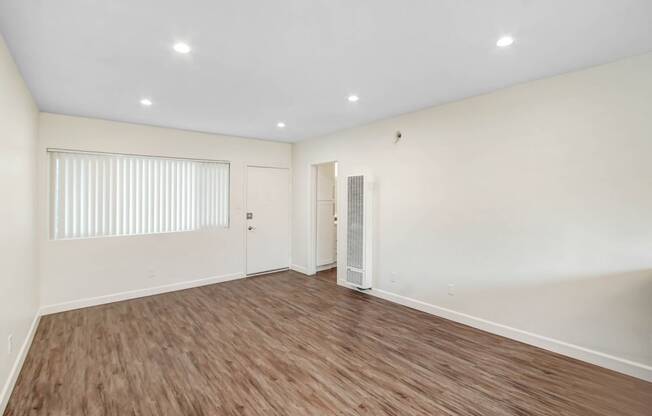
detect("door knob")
[248,226,255,231]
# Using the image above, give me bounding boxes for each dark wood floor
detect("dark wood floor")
[5,271,651,415]
[316,267,337,284]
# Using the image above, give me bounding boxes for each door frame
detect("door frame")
[307,160,338,276]
[243,164,292,276]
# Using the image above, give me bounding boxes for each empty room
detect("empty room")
[1,1,651,415]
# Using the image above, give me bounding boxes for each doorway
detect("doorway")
[245,166,290,275]
[313,162,337,282]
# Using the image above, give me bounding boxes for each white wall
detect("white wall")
[38,114,291,309]
[292,53,652,371]
[0,34,39,410]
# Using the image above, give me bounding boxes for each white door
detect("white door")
[246,166,290,275]
[316,163,337,266]
[316,202,336,265]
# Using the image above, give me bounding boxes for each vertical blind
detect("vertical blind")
[50,150,229,240]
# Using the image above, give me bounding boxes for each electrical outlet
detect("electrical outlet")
[448,284,455,296]
[147,269,156,279]
[390,272,397,283]
[8,334,13,355]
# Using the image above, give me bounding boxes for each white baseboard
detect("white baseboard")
[0,312,40,414]
[290,264,310,275]
[338,281,652,382]
[316,263,336,272]
[40,272,244,315]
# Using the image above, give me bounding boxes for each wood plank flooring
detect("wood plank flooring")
[5,270,651,415]
[316,267,337,284]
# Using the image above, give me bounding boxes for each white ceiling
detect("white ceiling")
[1,1,651,142]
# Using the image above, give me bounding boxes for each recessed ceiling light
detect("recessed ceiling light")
[140,98,153,106]
[277,121,286,128]
[348,95,360,102]
[173,42,192,54]
[496,36,515,48]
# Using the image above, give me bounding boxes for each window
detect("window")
[49,150,229,240]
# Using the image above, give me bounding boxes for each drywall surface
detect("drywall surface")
[292,53,652,367]
[38,114,291,308]
[0,34,39,411]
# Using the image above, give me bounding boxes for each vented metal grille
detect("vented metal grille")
[347,269,363,286]
[347,175,364,271]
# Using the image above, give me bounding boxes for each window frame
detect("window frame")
[48,148,231,240]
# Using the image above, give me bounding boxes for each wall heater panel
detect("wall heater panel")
[346,175,373,289]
